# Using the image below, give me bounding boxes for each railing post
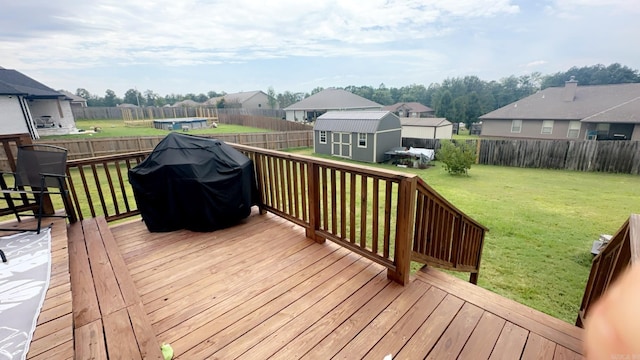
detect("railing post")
[388,176,417,285]
[306,161,324,243]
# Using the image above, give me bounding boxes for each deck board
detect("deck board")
[18,209,584,359]
[112,211,584,359]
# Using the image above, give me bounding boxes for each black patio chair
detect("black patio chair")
[0,144,71,234]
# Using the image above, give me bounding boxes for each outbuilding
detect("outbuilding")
[313,111,401,163]
[400,117,453,140]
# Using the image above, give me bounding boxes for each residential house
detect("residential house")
[313,111,401,163]
[284,88,382,122]
[480,79,640,140]
[0,67,75,138]
[204,90,277,109]
[383,102,434,118]
[401,118,453,140]
[58,90,88,108]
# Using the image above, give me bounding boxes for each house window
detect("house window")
[511,120,522,133]
[358,133,367,148]
[319,131,327,144]
[541,120,554,134]
[567,121,580,138]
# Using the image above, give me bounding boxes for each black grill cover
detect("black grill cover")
[129,133,259,232]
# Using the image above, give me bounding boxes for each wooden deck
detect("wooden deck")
[20,210,584,359]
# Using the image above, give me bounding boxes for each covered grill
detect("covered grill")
[129,133,259,232]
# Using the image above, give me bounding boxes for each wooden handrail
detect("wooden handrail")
[411,178,488,284]
[576,214,640,327]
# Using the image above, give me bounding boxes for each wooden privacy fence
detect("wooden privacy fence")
[73,107,285,121]
[21,131,313,162]
[402,138,640,175]
[576,214,639,327]
[478,139,640,174]
[217,114,312,132]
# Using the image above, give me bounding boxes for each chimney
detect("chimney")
[563,76,578,102]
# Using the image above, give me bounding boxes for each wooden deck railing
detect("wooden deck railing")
[576,214,640,327]
[234,144,418,284]
[65,151,148,222]
[412,178,488,284]
[2,133,487,286]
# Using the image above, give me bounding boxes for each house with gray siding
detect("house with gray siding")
[480,79,640,140]
[0,67,76,139]
[313,111,401,163]
[285,88,382,122]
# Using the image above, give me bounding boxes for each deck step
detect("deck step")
[68,217,163,359]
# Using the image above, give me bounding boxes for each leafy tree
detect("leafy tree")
[465,92,482,127]
[310,86,324,95]
[437,140,476,175]
[123,89,142,106]
[452,97,467,124]
[541,63,640,88]
[267,86,278,109]
[435,90,453,119]
[372,83,393,105]
[76,88,91,100]
[104,89,119,107]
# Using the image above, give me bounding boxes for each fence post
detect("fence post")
[475,139,481,164]
[388,176,417,285]
[306,162,324,243]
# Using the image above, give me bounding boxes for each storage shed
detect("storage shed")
[401,117,453,140]
[313,111,401,163]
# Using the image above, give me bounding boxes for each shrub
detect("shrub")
[437,140,476,175]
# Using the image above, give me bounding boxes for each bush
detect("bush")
[437,140,476,175]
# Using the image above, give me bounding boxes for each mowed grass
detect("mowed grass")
[43,119,270,139]
[287,147,640,323]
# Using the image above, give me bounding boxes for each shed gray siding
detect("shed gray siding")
[314,130,332,155]
[378,113,402,132]
[375,130,402,162]
[351,132,375,162]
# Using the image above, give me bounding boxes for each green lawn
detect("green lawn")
[287,147,640,323]
[42,119,270,139]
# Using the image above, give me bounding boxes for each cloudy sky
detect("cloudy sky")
[2,0,638,98]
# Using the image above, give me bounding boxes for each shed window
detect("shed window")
[511,120,522,133]
[319,130,327,144]
[541,120,554,134]
[567,121,580,138]
[358,133,367,148]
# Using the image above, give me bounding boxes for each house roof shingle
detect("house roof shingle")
[0,69,62,98]
[400,118,451,127]
[285,88,382,111]
[479,82,640,124]
[314,111,391,133]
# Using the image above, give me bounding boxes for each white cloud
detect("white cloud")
[1,0,522,70]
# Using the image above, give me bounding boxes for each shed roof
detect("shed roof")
[285,88,382,111]
[400,118,451,127]
[480,82,640,124]
[0,69,62,98]
[314,111,393,133]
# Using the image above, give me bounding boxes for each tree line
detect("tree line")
[73,63,639,127]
